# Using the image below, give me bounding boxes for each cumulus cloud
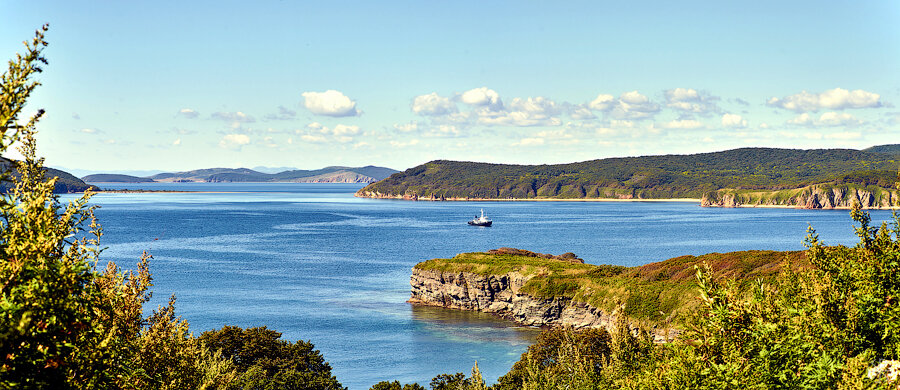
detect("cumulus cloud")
[787,112,863,127]
[412,93,458,116]
[393,121,419,133]
[72,113,81,120]
[610,91,660,119]
[211,111,255,123]
[663,119,704,129]
[767,88,882,112]
[588,94,615,111]
[570,106,596,120]
[80,128,99,134]
[460,87,503,109]
[264,106,297,121]
[477,96,562,127]
[721,113,748,128]
[664,88,720,114]
[173,138,181,146]
[302,90,361,117]
[177,108,199,119]
[585,91,659,120]
[219,134,250,149]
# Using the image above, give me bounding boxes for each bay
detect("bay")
[64,182,897,389]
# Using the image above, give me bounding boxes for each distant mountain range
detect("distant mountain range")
[82,166,399,184]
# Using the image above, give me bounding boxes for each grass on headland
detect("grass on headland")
[415,249,806,326]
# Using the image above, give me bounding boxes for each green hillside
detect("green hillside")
[0,158,95,193]
[358,147,900,200]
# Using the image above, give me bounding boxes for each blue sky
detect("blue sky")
[2,1,899,172]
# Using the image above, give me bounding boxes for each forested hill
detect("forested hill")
[356,147,900,201]
[0,158,96,193]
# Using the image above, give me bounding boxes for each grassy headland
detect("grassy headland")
[414,248,806,326]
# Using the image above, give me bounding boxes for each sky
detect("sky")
[2,1,899,173]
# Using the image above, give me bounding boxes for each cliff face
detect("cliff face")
[701,185,900,209]
[409,268,674,342]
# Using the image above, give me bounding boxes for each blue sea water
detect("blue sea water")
[64,183,897,389]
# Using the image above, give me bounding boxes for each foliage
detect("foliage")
[199,325,345,389]
[359,149,900,200]
[369,380,426,390]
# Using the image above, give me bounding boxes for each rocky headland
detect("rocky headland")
[408,248,806,342]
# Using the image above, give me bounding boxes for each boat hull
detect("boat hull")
[467,221,492,227]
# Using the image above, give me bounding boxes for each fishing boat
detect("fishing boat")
[468,209,492,227]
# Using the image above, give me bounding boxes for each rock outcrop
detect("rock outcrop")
[408,267,675,342]
[701,185,899,209]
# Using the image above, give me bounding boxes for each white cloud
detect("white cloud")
[80,128,98,134]
[393,121,419,133]
[721,113,748,128]
[476,96,562,127]
[664,119,704,129]
[665,88,720,114]
[177,108,199,119]
[817,112,863,126]
[788,112,863,127]
[588,94,615,111]
[759,122,770,129]
[211,111,255,123]
[301,90,361,117]
[460,87,502,109]
[612,91,660,119]
[767,88,882,112]
[264,106,297,121]
[173,138,181,146]
[412,93,457,116]
[513,137,545,146]
[329,124,361,136]
[219,134,250,149]
[570,106,596,120]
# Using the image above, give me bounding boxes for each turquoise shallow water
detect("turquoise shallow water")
[64,182,897,389]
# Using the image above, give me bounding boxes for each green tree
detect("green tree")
[200,325,345,389]
[0,25,236,389]
[369,380,426,390]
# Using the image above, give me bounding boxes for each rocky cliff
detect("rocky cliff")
[701,184,900,209]
[409,268,621,328]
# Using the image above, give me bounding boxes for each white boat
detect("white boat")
[468,209,492,227]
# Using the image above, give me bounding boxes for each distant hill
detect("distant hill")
[863,144,900,156]
[1,158,96,193]
[77,165,403,184]
[357,147,900,206]
[83,174,155,183]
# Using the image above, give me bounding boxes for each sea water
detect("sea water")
[62,183,898,389]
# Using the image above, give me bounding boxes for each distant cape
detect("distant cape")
[83,165,399,184]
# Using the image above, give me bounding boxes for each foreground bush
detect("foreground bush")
[0,26,342,390]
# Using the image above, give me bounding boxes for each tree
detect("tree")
[199,325,345,389]
[0,25,235,389]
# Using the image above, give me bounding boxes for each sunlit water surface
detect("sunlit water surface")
[63,182,897,389]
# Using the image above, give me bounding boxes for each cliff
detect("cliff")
[701,184,900,209]
[409,248,806,342]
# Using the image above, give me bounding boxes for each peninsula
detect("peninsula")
[409,248,805,341]
[83,165,398,184]
[357,146,900,209]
